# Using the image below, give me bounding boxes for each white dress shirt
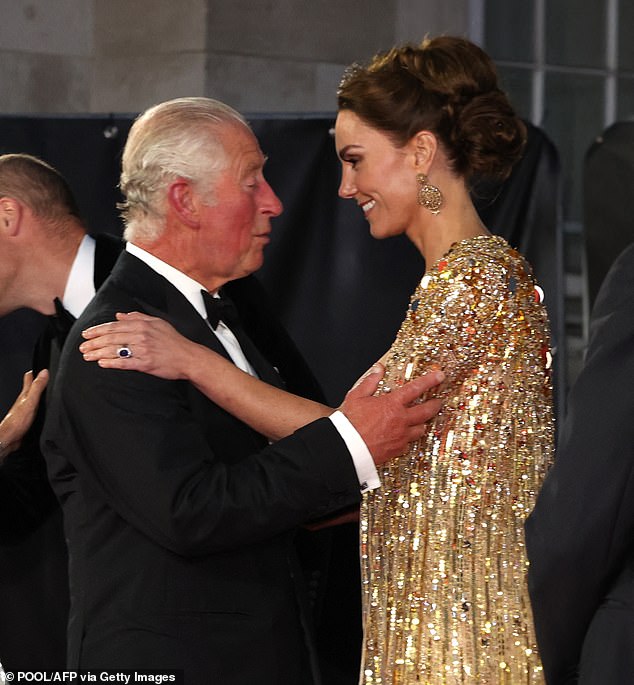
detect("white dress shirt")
[62,234,97,318]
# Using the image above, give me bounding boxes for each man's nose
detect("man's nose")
[260,180,283,216]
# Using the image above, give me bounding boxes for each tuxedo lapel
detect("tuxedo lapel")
[106,252,271,454]
[148,287,237,364]
[223,276,323,402]
[201,290,284,389]
[113,253,288,382]
[109,252,238,365]
[224,322,285,389]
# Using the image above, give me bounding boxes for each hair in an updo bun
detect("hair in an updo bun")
[337,36,526,182]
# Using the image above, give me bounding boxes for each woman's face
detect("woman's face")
[334,109,419,239]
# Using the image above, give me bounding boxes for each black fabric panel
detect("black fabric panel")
[583,121,634,308]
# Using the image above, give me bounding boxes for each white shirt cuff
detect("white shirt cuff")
[329,410,381,493]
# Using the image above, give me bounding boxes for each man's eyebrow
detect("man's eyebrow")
[244,156,267,174]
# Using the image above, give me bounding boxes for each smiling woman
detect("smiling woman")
[335,36,553,684]
[336,111,415,240]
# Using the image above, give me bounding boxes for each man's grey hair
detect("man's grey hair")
[120,97,248,243]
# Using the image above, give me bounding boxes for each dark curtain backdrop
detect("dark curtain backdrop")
[0,115,561,684]
[0,115,562,413]
[583,121,634,308]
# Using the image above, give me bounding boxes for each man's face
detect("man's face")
[193,123,283,290]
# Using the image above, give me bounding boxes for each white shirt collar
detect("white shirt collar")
[62,234,96,318]
[125,242,209,318]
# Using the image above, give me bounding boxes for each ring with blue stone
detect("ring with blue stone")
[116,345,133,359]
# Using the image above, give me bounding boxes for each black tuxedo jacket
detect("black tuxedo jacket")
[42,252,361,684]
[525,242,634,684]
[0,233,123,672]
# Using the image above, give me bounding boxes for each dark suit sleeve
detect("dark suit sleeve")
[525,243,634,684]
[0,430,58,540]
[43,328,361,556]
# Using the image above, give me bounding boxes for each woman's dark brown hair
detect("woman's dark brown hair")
[337,36,526,181]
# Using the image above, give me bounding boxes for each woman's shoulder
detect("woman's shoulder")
[444,234,513,266]
[422,235,542,311]
[444,235,535,285]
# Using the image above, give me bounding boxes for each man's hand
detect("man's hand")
[340,364,444,466]
[0,369,49,461]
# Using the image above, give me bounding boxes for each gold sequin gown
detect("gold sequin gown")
[361,235,554,684]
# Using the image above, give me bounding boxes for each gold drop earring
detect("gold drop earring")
[416,173,443,214]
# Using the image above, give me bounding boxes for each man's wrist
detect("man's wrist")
[329,410,381,492]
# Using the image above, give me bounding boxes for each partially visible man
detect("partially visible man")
[525,242,634,684]
[41,98,443,684]
[0,153,123,670]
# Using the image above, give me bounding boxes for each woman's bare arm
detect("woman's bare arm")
[80,312,331,441]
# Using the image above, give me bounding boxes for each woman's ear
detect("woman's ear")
[167,179,200,228]
[411,131,438,173]
[0,197,22,236]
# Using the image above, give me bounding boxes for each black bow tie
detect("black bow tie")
[50,297,76,340]
[199,289,284,389]
[200,290,239,330]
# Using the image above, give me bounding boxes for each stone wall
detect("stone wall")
[0,0,471,114]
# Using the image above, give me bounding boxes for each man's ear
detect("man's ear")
[166,179,200,228]
[0,197,23,236]
[411,131,439,173]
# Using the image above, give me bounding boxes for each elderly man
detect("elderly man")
[41,98,442,684]
[0,154,123,670]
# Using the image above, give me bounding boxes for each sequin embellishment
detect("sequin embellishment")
[360,235,554,684]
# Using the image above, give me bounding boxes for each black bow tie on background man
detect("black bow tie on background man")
[51,297,76,341]
[32,297,77,378]
[200,289,284,389]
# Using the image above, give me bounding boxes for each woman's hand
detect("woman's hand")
[0,370,49,460]
[80,312,199,380]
